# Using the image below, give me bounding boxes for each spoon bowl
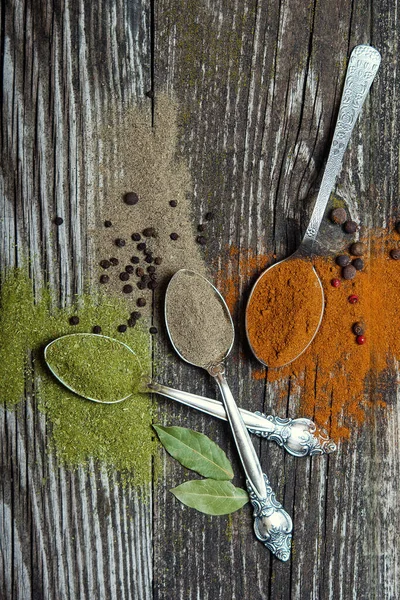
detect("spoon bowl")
[44,333,145,404]
[246,255,324,368]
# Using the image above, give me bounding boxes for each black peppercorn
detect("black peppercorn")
[143,227,156,237]
[124,192,139,205]
[352,258,364,271]
[149,327,158,334]
[104,220,112,228]
[137,281,146,290]
[137,298,146,307]
[342,264,357,280]
[148,280,157,290]
[169,200,177,207]
[100,259,111,269]
[336,255,350,267]
[343,220,358,234]
[144,255,153,263]
[127,317,136,327]
[122,284,133,294]
[154,257,163,265]
[93,325,102,334]
[131,233,141,241]
[330,208,347,225]
[196,235,207,246]
[54,216,64,226]
[131,311,141,320]
[125,265,134,274]
[349,242,365,256]
[205,211,214,221]
[137,242,146,251]
[69,316,80,326]
[352,322,365,336]
[197,224,205,232]
[390,248,400,260]
[141,275,150,284]
[115,238,126,247]
[119,272,129,281]
[109,257,119,266]
[100,275,109,284]
[117,324,127,333]
[130,256,140,264]
[147,266,156,274]
[136,267,145,277]
[170,232,179,240]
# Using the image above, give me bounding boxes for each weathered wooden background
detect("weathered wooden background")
[1,0,399,598]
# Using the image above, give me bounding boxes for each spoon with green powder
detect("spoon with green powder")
[164,269,292,561]
[44,333,335,457]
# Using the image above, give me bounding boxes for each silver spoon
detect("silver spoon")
[44,333,336,457]
[165,269,292,561]
[246,44,381,368]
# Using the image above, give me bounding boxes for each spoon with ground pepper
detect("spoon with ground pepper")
[246,45,381,368]
[165,269,292,560]
[44,334,335,457]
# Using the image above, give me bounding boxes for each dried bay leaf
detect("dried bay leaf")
[170,479,249,515]
[153,425,234,480]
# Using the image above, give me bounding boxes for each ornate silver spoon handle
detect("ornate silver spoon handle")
[148,382,336,457]
[209,365,292,561]
[302,45,381,248]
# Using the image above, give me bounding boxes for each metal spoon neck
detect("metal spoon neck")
[207,363,225,378]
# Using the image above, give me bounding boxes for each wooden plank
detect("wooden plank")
[154,0,400,598]
[0,0,153,598]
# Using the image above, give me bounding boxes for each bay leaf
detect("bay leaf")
[153,425,233,480]
[170,479,249,515]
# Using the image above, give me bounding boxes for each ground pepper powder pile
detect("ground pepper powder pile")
[246,258,323,368]
[216,228,400,441]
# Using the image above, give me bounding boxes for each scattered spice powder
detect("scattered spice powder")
[0,267,158,487]
[165,270,233,368]
[246,258,323,368]
[216,227,400,441]
[95,94,207,319]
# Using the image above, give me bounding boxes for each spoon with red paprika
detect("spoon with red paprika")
[246,45,381,368]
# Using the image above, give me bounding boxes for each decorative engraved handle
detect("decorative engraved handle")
[148,382,337,457]
[246,474,292,561]
[301,45,381,250]
[209,364,292,560]
[249,414,337,457]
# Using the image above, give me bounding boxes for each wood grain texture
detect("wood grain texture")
[0,0,153,598]
[154,0,399,599]
[1,0,400,598]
